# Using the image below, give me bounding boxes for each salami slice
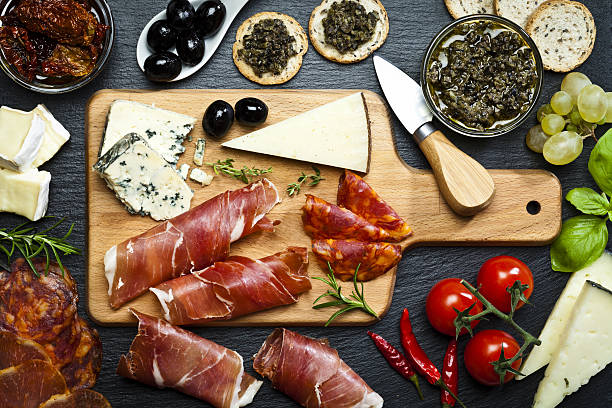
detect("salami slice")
[38,389,111,408]
[117,310,262,408]
[337,170,412,241]
[312,239,402,281]
[60,317,102,391]
[253,328,384,408]
[40,316,81,371]
[0,331,51,369]
[0,360,68,408]
[106,178,281,308]
[150,247,310,324]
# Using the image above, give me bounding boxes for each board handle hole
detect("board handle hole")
[526,201,541,215]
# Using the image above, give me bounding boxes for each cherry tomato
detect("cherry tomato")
[464,329,522,386]
[426,278,483,337]
[477,256,534,313]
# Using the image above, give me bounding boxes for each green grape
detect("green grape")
[569,107,583,126]
[550,91,573,115]
[566,124,578,132]
[541,114,566,135]
[526,125,550,153]
[577,84,608,123]
[537,104,553,122]
[543,131,583,165]
[605,92,612,123]
[561,72,592,103]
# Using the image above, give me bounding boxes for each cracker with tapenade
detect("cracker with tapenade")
[444,0,495,19]
[525,0,595,72]
[233,12,308,85]
[494,0,546,28]
[309,0,389,64]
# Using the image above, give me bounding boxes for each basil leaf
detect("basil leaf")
[550,215,608,272]
[588,129,612,197]
[566,188,610,216]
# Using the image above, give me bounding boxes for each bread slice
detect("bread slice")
[444,0,495,19]
[309,0,389,64]
[233,12,308,85]
[494,0,546,28]
[525,0,596,72]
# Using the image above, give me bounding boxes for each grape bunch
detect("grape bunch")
[526,72,611,165]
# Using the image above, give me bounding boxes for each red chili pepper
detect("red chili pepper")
[367,331,424,400]
[441,339,458,408]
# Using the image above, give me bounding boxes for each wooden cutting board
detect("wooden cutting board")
[86,89,561,326]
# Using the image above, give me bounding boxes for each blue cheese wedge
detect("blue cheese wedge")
[533,280,612,408]
[31,105,70,168]
[178,163,190,180]
[221,93,371,172]
[0,168,50,221]
[0,106,45,172]
[99,100,196,165]
[93,133,193,221]
[189,168,213,185]
[193,138,206,166]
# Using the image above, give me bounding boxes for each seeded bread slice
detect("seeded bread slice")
[309,0,389,64]
[232,12,308,85]
[444,0,495,19]
[494,0,547,28]
[525,0,596,72]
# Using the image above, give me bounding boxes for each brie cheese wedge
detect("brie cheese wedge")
[30,105,70,168]
[0,168,50,221]
[0,107,45,172]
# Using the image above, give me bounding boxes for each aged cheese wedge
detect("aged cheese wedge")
[533,280,612,408]
[519,252,612,379]
[0,106,45,172]
[31,105,70,168]
[222,93,371,172]
[0,167,51,221]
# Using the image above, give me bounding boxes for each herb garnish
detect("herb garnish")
[0,217,80,277]
[313,263,378,326]
[206,158,272,184]
[286,166,324,197]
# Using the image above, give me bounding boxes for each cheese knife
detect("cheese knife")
[373,55,495,216]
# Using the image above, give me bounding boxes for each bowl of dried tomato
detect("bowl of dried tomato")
[0,0,114,94]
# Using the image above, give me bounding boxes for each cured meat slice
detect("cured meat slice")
[38,389,111,408]
[0,258,78,343]
[105,178,281,308]
[150,247,311,324]
[253,328,383,408]
[0,331,51,369]
[60,317,102,391]
[337,170,412,241]
[312,239,402,281]
[302,195,395,242]
[41,316,81,371]
[0,359,68,408]
[117,310,262,408]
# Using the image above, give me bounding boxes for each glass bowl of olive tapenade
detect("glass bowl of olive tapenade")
[0,0,114,94]
[422,15,542,137]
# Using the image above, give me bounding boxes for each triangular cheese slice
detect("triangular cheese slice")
[222,92,371,172]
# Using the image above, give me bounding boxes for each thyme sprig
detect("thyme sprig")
[206,158,272,184]
[454,280,541,385]
[313,263,378,326]
[0,217,80,277]
[287,166,324,197]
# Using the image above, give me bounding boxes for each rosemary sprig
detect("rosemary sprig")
[0,217,80,277]
[287,166,324,197]
[312,263,378,326]
[454,280,541,385]
[205,158,272,184]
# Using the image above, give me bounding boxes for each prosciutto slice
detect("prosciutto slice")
[117,310,262,408]
[337,170,412,241]
[106,179,281,308]
[253,328,383,408]
[312,239,402,281]
[150,247,310,325]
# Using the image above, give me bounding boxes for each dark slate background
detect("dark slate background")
[1,0,611,407]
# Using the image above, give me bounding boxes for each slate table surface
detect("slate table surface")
[1,0,611,407]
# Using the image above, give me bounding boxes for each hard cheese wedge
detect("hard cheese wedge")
[0,107,45,172]
[30,105,70,168]
[519,252,612,379]
[222,92,371,172]
[0,168,51,221]
[533,280,612,408]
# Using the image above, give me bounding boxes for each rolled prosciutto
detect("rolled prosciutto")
[105,179,281,308]
[117,310,262,408]
[150,247,311,325]
[254,328,383,408]
[312,239,402,281]
[337,170,412,241]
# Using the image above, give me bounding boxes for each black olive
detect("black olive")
[195,0,226,38]
[235,97,268,126]
[147,20,177,52]
[166,0,196,31]
[176,30,204,65]
[203,100,234,139]
[144,52,182,82]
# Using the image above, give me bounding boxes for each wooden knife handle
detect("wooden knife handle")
[418,130,495,216]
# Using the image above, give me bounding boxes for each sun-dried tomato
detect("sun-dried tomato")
[0,26,38,80]
[41,43,96,77]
